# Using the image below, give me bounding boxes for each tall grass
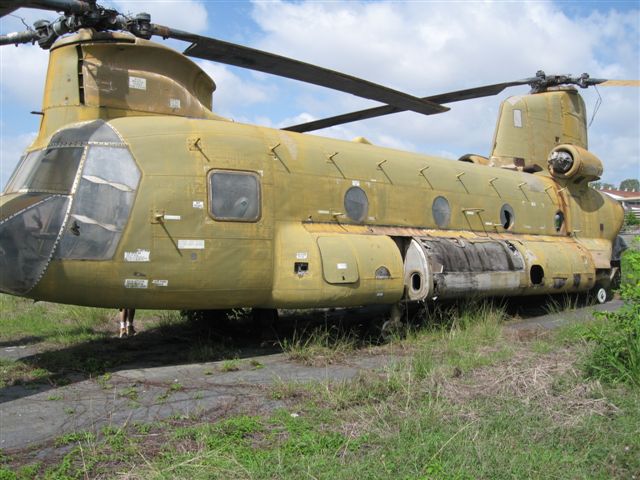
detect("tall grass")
[280,324,359,366]
[583,244,640,387]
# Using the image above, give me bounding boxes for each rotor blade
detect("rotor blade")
[598,80,640,87]
[0,29,38,44]
[178,33,448,116]
[283,79,536,133]
[0,0,91,15]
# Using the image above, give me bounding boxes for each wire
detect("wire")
[9,14,32,31]
[588,85,602,128]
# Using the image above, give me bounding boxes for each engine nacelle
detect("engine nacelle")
[548,144,603,182]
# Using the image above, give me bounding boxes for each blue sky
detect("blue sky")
[1,0,638,188]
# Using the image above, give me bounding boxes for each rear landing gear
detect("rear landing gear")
[381,303,405,341]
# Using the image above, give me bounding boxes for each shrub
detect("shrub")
[583,246,640,386]
[623,210,640,228]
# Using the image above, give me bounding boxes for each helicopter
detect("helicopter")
[0,0,634,329]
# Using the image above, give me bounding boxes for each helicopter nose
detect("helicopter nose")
[0,193,70,295]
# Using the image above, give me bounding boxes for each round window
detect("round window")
[344,186,368,222]
[500,204,515,230]
[554,211,564,232]
[432,196,451,228]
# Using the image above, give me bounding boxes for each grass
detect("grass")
[219,359,241,372]
[1,284,639,477]
[0,294,168,346]
[280,324,359,366]
[6,331,637,479]
[0,295,113,345]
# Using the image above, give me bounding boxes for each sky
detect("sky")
[1,0,638,189]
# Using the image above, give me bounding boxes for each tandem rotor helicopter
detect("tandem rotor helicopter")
[0,0,636,329]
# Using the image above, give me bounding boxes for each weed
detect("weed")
[0,359,51,388]
[134,422,152,434]
[47,394,63,401]
[157,381,184,401]
[118,385,139,400]
[250,359,265,369]
[583,283,640,386]
[220,359,240,372]
[579,247,640,387]
[270,379,313,401]
[543,293,581,315]
[96,372,112,389]
[54,431,95,447]
[281,324,357,366]
[621,237,640,286]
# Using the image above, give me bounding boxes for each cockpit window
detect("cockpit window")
[55,145,141,260]
[4,147,84,194]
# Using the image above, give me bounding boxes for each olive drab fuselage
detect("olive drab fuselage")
[0,31,625,309]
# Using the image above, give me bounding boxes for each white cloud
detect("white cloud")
[0,1,636,192]
[196,61,274,116]
[248,1,639,185]
[0,131,37,191]
[0,44,49,105]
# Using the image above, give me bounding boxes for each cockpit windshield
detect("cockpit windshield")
[4,147,84,194]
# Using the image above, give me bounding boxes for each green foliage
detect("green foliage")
[619,178,640,192]
[0,469,16,480]
[624,211,640,227]
[583,247,640,386]
[584,284,640,386]
[621,238,640,286]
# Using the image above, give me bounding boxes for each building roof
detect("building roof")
[600,189,640,201]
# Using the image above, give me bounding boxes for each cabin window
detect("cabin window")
[344,186,368,223]
[208,170,261,221]
[432,196,451,228]
[500,204,515,230]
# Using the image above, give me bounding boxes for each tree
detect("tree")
[589,181,615,190]
[619,178,640,192]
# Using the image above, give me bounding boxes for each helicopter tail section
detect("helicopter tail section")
[489,89,589,175]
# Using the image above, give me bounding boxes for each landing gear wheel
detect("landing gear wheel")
[595,286,608,304]
[590,284,611,305]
